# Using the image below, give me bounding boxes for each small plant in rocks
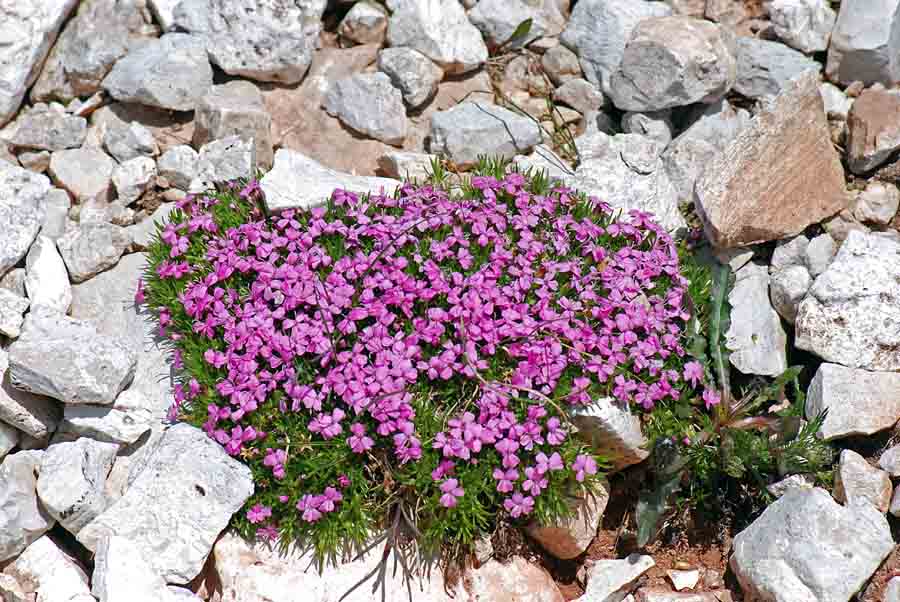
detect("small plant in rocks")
[137,157,759,582]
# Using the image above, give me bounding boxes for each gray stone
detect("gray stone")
[78,198,135,227]
[769,264,812,324]
[127,203,176,251]
[622,111,673,146]
[77,424,255,585]
[734,37,820,99]
[826,0,900,86]
[879,444,900,477]
[579,554,655,602]
[2,535,93,602]
[766,473,815,498]
[571,396,650,471]
[156,145,198,191]
[172,0,326,84]
[552,79,607,115]
[193,136,256,190]
[387,0,489,75]
[0,289,28,338]
[112,157,157,205]
[93,535,173,602]
[48,147,116,202]
[805,363,900,440]
[40,189,69,241]
[37,438,119,534]
[338,1,388,45]
[7,106,86,152]
[430,102,542,168]
[9,309,137,405]
[30,0,156,104]
[854,180,900,224]
[541,45,582,85]
[0,164,49,277]
[103,120,158,164]
[731,487,893,602]
[560,0,672,95]
[526,487,608,560]
[102,33,213,111]
[261,149,400,212]
[819,82,853,120]
[694,71,846,247]
[609,16,736,111]
[768,0,837,54]
[725,262,788,377]
[469,0,567,48]
[0,269,27,298]
[803,233,835,277]
[771,234,809,271]
[0,349,61,440]
[59,404,152,446]
[377,48,444,110]
[513,145,574,184]
[194,80,274,170]
[833,449,892,513]
[571,132,686,232]
[0,422,17,461]
[0,0,80,126]
[796,231,900,370]
[0,451,54,562]
[57,223,131,283]
[377,151,438,181]
[323,73,407,146]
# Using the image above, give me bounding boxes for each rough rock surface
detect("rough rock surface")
[769,264,812,324]
[576,555,655,602]
[172,0,326,84]
[609,16,736,111]
[847,87,900,174]
[103,120,158,164]
[430,102,542,167]
[194,136,257,189]
[387,0,488,74]
[833,449,892,513]
[826,0,900,86]
[48,147,116,202]
[8,310,137,405]
[571,397,650,471]
[377,151,437,180]
[57,223,131,283]
[0,163,49,276]
[102,33,213,111]
[768,0,837,54]
[194,80,274,170]
[157,145,198,191]
[39,189,70,241]
[37,438,119,534]
[338,2,388,45]
[803,233,835,277]
[2,535,93,602]
[734,37,821,100]
[694,71,846,247]
[560,0,672,95]
[526,488,609,559]
[880,444,900,477]
[855,180,900,224]
[0,290,28,339]
[0,423,17,461]
[726,262,788,375]
[112,156,157,205]
[93,535,174,602]
[59,404,152,445]
[553,79,607,115]
[0,349,61,440]
[0,451,54,563]
[77,424,254,585]
[622,111,673,147]
[730,487,893,602]
[796,231,900,370]
[7,105,87,151]
[323,73,407,146]
[261,149,400,212]
[377,48,443,110]
[805,363,900,440]
[541,45,582,85]
[0,0,80,126]
[469,0,568,48]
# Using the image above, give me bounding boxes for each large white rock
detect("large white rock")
[2,535,93,602]
[48,147,116,202]
[768,0,837,54]
[430,102,543,168]
[77,424,254,585]
[833,449,892,513]
[0,451,54,562]
[59,404,152,445]
[193,136,256,190]
[805,363,900,440]
[102,33,213,111]
[608,16,736,111]
[193,80,274,170]
[571,397,650,471]
[0,349,61,440]
[56,223,131,283]
[7,105,87,152]
[377,48,444,110]
[574,554,655,602]
[172,0,326,84]
[93,535,173,602]
[796,231,900,370]
[730,487,893,602]
[560,0,671,95]
[570,132,686,233]
[725,262,788,377]
[0,163,49,277]
[0,0,80,126]
[469,0,567,48]
[8,309,137,405]
[261,149,400,212]
[734,37,820,100]
[387,0,489,75]
[37,438,118,534]
[323,73,407,146]
[826,0,900,86]
[25,236,71,314]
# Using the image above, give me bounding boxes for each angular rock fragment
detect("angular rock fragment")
[57,223,131,283]
[103,120,158,164]
[323,73,407,146]
[805,363,900,440]
[430,102,542,168]
[734,37,820,100]
[59,404,152,446]
[826,0,900,86]
[833,449,892,513]
[157,145,198,191]
[112,156,157,205]
[193,136,256,190]
[854,180,900,224]
[93,536,174,602]
[769,264,812,324]
[194,81,273,170]
[0,451,54,562]
[571,397,650,471]
[847,87,900,174]
[2,535,92,602]
[0,350,61,440]
[768,0,836,54]
[0,164,49,276]
[48,147,116,202]
[469,0,567,48]
[7,105,87,152]
[526,486,609,559]
[338,2,388,46]
[377,48,443,110]
[0,290,28,339]
[576,554,655,602]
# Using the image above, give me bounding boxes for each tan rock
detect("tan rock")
[834,449,892,512]
[526,485,609,559]
[847,88,900,174]
[694,70,847,248]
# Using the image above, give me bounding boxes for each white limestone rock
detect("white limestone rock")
[803,232,835,277]
[37,438,119,534]
[323,73,408,146]
[621,111,673,147]
[430,102,542,168]
[112,156,157,205]
[469,0,568,48]
[726,262,788,376]
[192,136,256,192]
[338,2,389,45]
[879,444,900,477]
[766,473,816,498]
[41,188,71,241]
[575,554,655,602]
[194,81,274,170]
[805,363,900,440]
[377,48,444,110]
[796,231,900,371]
[512,145,574,184]
[157,145,198,191]
[0,349,61,440]
[833,449,892,513]
[768,0,837,54]
[7,105,87,152]
[0,290,28,339]
[77,424,254,585]
[2,535,93,602]
[854,180,900,225]
[377,151,438,181]
[59,404,152,446]
[104,120,158,164]
[826,0,900,86]
[734,37,820,100]
[93,535,173,602]
[769,264,812,324]
[571,397,650,471]
[0,451,54,562]
[8,310,137,405]
[820,82,853,121]
[0,422,18,461]
[0,163,49,277]
[127,203,176,251]
[552,79,607,115]
[48,147,116,202]
[56,223,131,283]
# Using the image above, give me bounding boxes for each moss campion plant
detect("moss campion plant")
[139,161,709,570]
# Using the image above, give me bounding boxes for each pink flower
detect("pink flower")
[246,504,272,524]
[535,452,564,473]
[702,388,721,409]
[572,454,598,482]
[257,525,279,541]
[683,361,704,388]
[134,279,145,304]
[347,422,374,454]
[439,478,464,508]
[492,468,518,493]
[503,492,534,518]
